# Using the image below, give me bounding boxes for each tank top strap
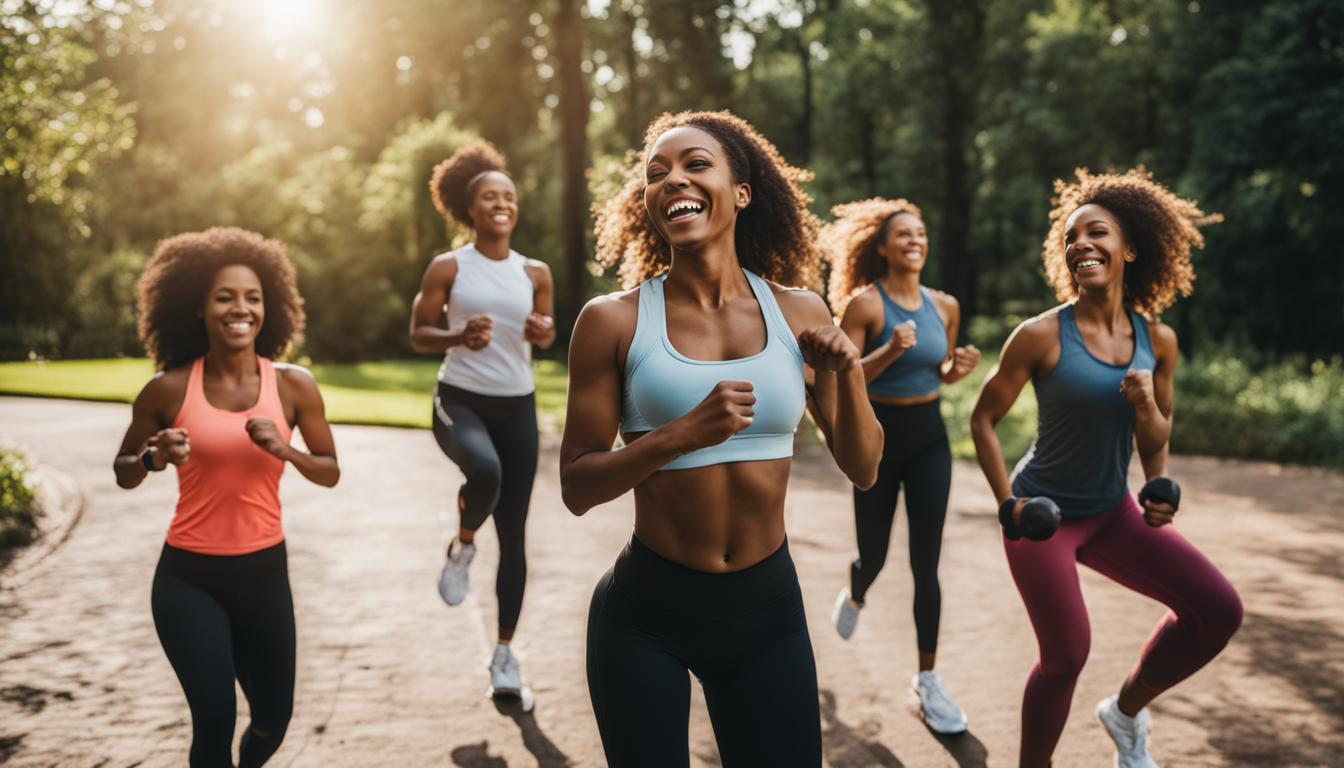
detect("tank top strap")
[171,357,205,428]
[625,274,668,377]
[743,270,802,359]
[257,358,293,439]
[1057,304,1083,349]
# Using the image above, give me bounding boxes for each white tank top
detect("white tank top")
[438,244,535,396]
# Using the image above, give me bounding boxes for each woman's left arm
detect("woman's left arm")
[1126,322,1177,479]
[936,292,980,385]
[524,260,557,350]
[781,289,882,490]
[250,366,340,487]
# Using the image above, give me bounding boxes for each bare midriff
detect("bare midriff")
[626,438,791,573]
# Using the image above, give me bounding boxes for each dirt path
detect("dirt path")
[1,396,1340,767]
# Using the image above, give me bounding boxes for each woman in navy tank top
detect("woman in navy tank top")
[821,198,981,735]
[970,169,1241,767]
[409,140,556,700]
[562,111,883,767]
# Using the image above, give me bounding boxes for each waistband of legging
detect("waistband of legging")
[870,396,942,419]
[436,381,536,410]
[157,539,287,579]
[610,535,800,619]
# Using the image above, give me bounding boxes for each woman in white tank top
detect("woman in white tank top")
[409,140,555,701]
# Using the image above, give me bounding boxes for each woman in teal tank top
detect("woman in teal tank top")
[971,169,1241,767]
[561,111,883,767]
[820,197,982,735]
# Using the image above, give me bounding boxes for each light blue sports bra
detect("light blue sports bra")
[620,269,807,471]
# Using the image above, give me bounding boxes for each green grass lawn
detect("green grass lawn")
[0,355,1036,463]
[0,358,570,430]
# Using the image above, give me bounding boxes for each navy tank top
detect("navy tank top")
[1011,304,1156,518]
[866,284,948,399]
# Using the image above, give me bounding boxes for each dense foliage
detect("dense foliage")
[2,0,1340,363]
[0,446,40,558]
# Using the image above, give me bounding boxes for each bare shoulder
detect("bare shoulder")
[843,285,882,316]
[767,281,831,326]
[929,288,959,312]
[1147,319,1179,359]
[575,287,640,335]
[424,251,460,279]
[524,257,552,276]
[140,366,188,402]
[274,362,318,385]
[1004,305,1064,355]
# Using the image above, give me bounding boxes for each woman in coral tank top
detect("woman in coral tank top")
[113,227,339,767]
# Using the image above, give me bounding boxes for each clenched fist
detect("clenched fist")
[463,314,494,350]
[147,427,190,468]
[888,320,918,353]
[1120,368,1155,407]
[523,312,554,344]
[675,380,756,451]
[246,417,289,459]
[798,325,861,372]
[946,344,981,381]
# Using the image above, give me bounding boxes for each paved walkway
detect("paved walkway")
[1,397,1340,766]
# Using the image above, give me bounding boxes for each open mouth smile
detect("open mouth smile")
[664,197,706,222]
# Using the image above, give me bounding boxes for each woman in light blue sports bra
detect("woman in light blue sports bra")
[820,197,982,735]
[971,169,1240,767]
[560,111,883,768]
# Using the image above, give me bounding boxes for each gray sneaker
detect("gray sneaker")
[1096,694,1159,768]
[436,539,476,606]
[489,643,522,697]
[912,670,968,735]
[832,588,862,640]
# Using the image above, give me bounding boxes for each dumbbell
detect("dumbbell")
[1137,476,1181,512]
[998,495,1062,541]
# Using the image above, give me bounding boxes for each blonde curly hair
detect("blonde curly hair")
[1044,167,1220,318]
[592,110,822,290]
[821,197,924,316]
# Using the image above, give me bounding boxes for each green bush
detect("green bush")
[0,446,40,557]
[1174,354,1344,468]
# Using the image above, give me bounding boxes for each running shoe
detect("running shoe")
[912,670,969,735]
[489,643,522,697]
[436,538,476,606]
[1095,694,1159,768]
[832,587,862,640]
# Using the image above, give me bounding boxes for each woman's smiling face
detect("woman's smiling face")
[643,125,750,251]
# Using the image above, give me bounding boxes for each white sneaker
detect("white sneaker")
[1096,694,1159,768]
[832,588,862,640]
[489,643,522,697]
[436,539,476,606]
[912,670,969,735]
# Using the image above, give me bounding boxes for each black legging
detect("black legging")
[151,541,295,768]
[850,398,952,654]
[587,537,822,768]
[431,382,538,634]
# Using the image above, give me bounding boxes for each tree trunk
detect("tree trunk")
[926,0,985,316]
[555,0,590,338]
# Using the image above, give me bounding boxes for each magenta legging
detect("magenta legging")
[1003,493,1242,763]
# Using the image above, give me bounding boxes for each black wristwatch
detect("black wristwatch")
[142,447,162,472]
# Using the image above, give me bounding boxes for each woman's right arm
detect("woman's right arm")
[558,296,752,515]
[409,256,477,354]
[969,321,1048,505]
[840,291,914,385]
[113,376,188,489]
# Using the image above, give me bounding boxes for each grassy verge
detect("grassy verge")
[0,358,569,430]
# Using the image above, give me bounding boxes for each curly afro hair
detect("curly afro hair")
[592,110,822,290]
[822,197,924,316]
[136,227,305,370]
[429,139,510,229]
[1044,168,1221,319]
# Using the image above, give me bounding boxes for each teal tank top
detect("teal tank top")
[866,284,948,399]
[620,269,807,471]
[1011,305,1156,518]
